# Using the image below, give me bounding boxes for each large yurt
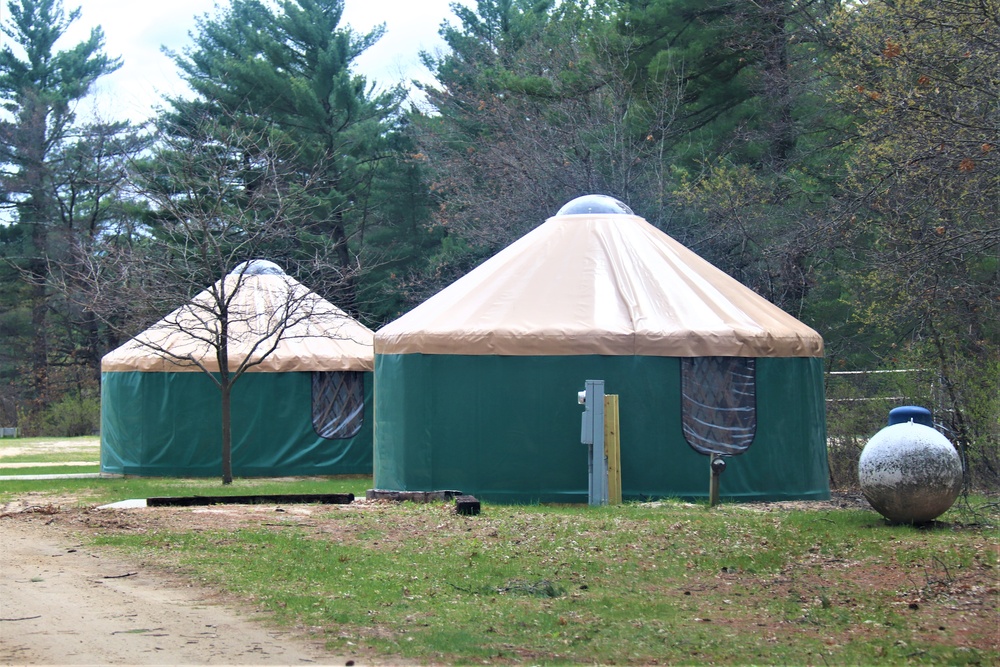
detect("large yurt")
[374,196,829,503]
[101,260,374,477]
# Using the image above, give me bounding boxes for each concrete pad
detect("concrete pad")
[97,498,148,509]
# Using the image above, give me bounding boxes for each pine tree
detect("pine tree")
[616,0,848,313]
[619,0,842,166]
[0,0,123,419]
[164,0,403,315]
[413,0,677,264]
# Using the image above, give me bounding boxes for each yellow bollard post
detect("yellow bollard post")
[604,394,622,505]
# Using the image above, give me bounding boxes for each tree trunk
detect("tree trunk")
[22,97,51,414]
[29,275,48,413]
[759,0,795,166]
[221,380,233,485]
[219,319,233,485]
[330,207,357,316]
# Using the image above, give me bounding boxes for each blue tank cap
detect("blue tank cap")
[888,405,933,427]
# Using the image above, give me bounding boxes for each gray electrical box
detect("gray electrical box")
[579,391,593,444]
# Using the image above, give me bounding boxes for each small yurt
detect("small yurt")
[374,196,829,503]
[101,260,374,477]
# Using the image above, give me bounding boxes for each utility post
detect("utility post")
[579,380,622,506]
[708,455,727,507]
[579,380,607,506]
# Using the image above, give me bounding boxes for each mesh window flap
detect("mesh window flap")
[681,357,757,456]
[312,371,364,439]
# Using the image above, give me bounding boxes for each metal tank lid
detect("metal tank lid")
[888,405,933,427]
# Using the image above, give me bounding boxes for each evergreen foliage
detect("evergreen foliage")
[410,0,682,300]
[0,0,994,484]
[0,0,133,426]
[164,0,405,319]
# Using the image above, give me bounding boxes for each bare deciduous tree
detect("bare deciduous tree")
[408,2,684,305]
[71,118,359,483]
[829,0,1000,485]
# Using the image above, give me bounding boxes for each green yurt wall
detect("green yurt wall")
[101,370,373,476]
[375,354,825,503]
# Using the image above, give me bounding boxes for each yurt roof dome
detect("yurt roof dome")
[103,263,374,373]
[375,197,823,358]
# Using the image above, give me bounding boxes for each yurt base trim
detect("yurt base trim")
[375,489,833,505]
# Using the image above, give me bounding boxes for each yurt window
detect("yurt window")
[311,372,364,439]
[681,357,757,456]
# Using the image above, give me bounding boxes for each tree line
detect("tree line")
[0,0,996,486]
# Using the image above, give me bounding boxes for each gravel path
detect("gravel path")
[0,515,354,666]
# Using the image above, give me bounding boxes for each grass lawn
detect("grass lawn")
[0,474,371,505]
[0,437,368,501]
[3,437,996,665]
[0,435,100,464]
[0,465,101,476]
[91,498,998,665]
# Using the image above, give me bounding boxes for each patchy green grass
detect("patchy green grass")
[86,498,998,666]
[0,465,101,476]
[0,452,100,464]
[0,437,368,504]
[4,442,995,665]
[0,436,99,464]
[0,435,99,448]
[0,475,372,505]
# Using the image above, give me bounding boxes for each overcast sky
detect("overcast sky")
[55,0,469,124]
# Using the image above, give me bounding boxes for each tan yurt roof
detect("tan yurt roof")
[103,261,374,372]
[375,198,823,358]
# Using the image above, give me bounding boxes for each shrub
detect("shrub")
[19,395,100,437]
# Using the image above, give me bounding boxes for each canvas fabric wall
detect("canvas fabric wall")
[374,354,828,503]
[101,371,373,477]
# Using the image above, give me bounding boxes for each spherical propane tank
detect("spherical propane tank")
[859,410,963,523]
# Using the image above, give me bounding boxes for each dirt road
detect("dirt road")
[0,512,351,665]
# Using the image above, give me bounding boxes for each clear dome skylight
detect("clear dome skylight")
[556,194,634,216]
[230,259,285,276]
